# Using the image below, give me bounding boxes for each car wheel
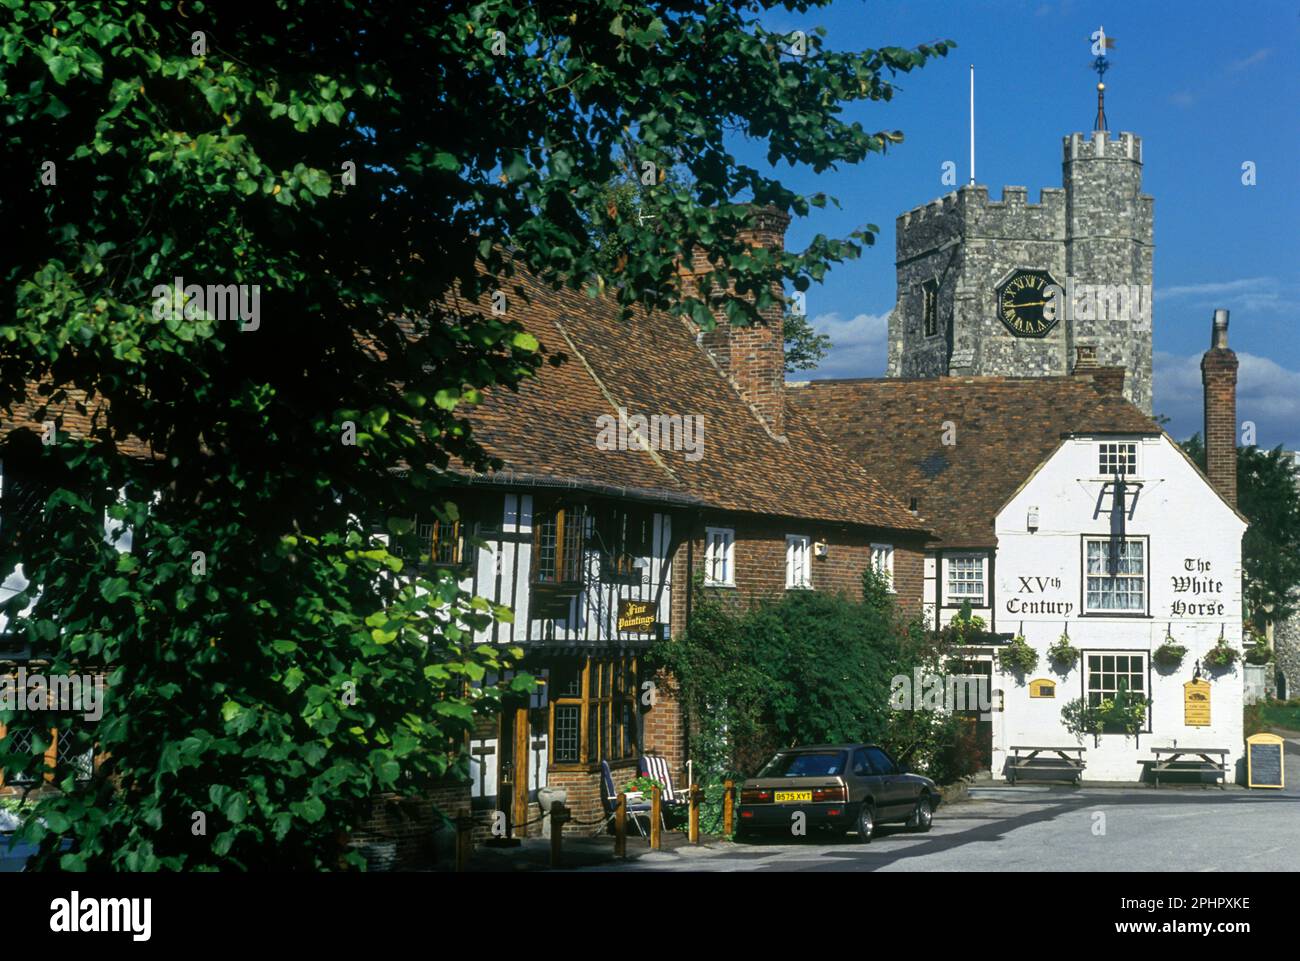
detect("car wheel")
[907,794,934,833]
[854,803,875,843]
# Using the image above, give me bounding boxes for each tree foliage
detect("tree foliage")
[651,568,977,795]
[1,0,952,868]
[1181,436,1300,625]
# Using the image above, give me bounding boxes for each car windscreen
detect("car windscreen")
[757,751,847,777]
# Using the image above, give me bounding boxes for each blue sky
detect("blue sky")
[745,0,1300,447]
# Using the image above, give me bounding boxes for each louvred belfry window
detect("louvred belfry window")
[532,502,587,586]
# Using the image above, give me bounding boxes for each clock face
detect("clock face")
[997,269,1060,338]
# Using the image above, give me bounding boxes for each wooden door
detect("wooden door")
[498,700,530,832]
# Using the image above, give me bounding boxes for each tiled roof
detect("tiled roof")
[444,267,929,534]
[787,376,1159,548]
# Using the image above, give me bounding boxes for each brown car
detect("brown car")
[736,744,940,843]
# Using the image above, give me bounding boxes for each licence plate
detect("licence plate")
[774,790,812,803]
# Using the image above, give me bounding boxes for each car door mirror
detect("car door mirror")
[897,762,909,774]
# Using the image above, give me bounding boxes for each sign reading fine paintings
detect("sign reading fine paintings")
[1183,679,1211,727]
[1246,733,1284,789]
[616,598,656,634]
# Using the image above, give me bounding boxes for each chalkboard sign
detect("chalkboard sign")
[1246,733,1284,789]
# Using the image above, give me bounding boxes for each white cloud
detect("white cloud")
[1154,349,1300,449]
[1155,276,1285,315]
[1168,91,1197,108]
[797,310,890,379]
[1228,48,1272,72]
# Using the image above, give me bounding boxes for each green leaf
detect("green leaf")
[99,577,130,603]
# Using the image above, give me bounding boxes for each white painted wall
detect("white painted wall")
[993,434,1247,782]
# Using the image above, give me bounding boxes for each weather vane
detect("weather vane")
[1090,26,1117,131]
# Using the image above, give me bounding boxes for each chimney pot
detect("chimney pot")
[1212,308,1230,349]
[1201,308,1238,507]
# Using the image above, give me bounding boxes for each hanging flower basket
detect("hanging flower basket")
[1153,640,1187,669]
[1204,641,1238,670]
[997,635,1039,674]
[1047,634,1079,670]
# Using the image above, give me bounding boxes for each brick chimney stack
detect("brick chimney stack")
[1201,308,1238,507]
[684,206,790,436]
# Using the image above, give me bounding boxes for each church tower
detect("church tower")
[886,65,1154,413]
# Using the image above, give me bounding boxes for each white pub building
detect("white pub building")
[796,311,1249,783]
[994,419,1247,780]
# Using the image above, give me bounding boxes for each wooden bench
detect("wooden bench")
[1148,747,1229,789]
[1007,745,1086,785]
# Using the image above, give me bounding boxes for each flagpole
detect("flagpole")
[968,65,975,186]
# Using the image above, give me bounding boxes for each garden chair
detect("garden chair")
[600,759,652,839]
[638,754,689,829]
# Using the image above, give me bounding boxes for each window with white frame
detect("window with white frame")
[870,543,895,592]
[786,535,812,589]
[1084,652,1148,732]
[945,554,985,605]
[1084,537,1147,614]
[1098,441,1138,477]
[704,527,735,586]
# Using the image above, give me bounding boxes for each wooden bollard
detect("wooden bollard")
[454,809,473,872]
[723,780,735,836]
[549,802,568,868]
[650,786,662,850]
[614,793,627,858]
[689,784,701,844]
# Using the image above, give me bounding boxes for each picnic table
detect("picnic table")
[1148,747,1229,789]
[1008,745,1086,785]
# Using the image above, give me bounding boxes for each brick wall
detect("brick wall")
[351,781,469,869]
[670,515,926,616]
[1201,311,1238,508]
